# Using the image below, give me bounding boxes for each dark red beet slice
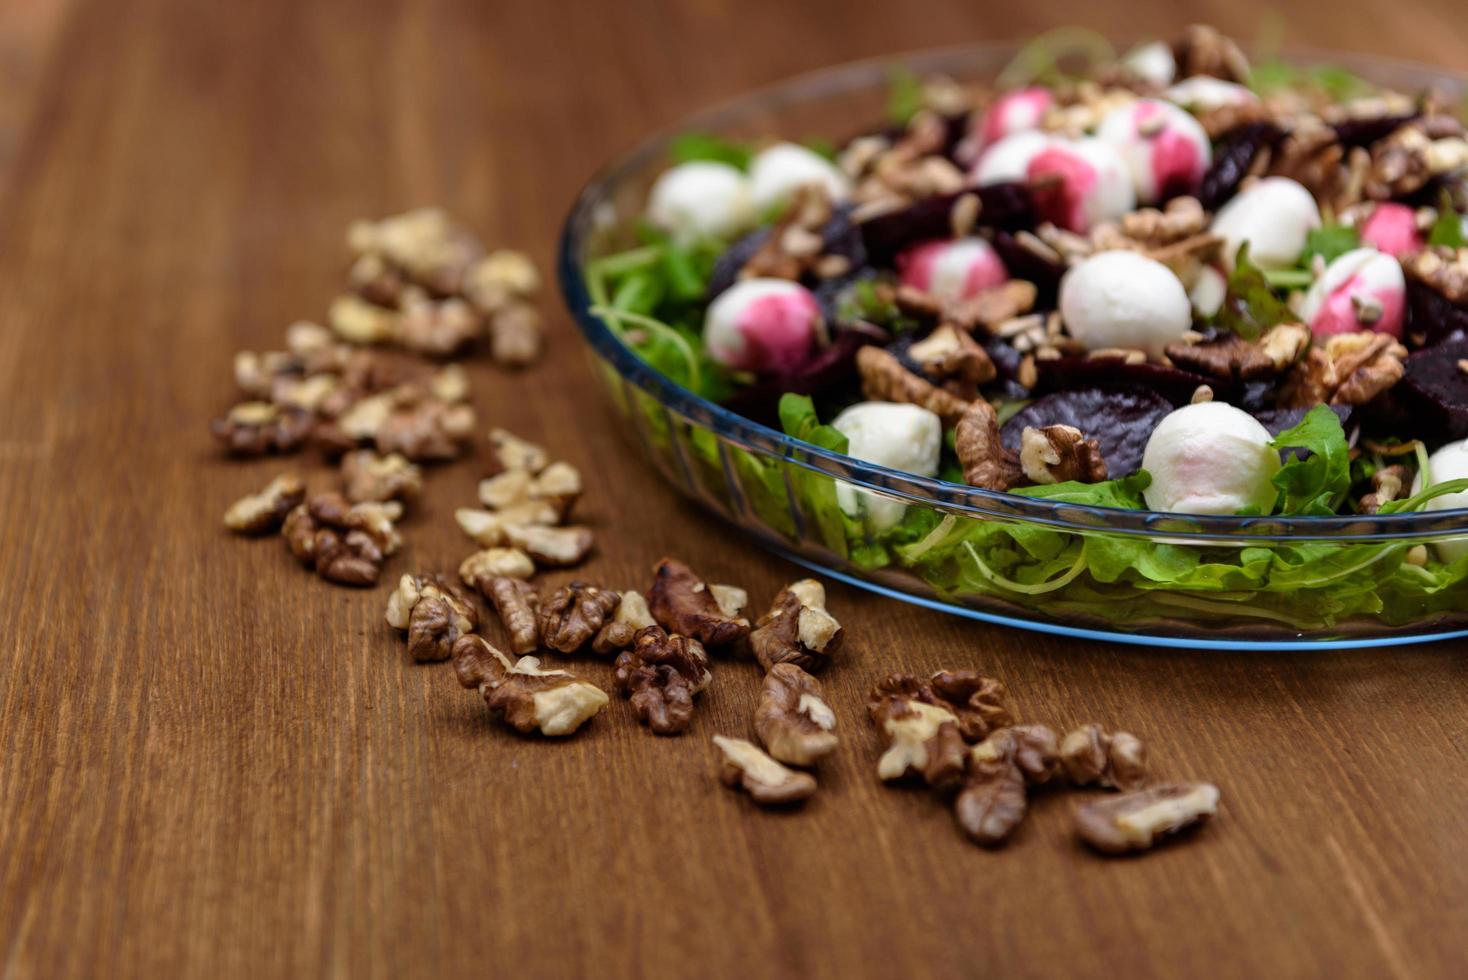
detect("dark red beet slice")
[1332,113,1417,149]
[1199,122,1283,211]
[706,205,868,302]
[858,183,1035,267]
[991,230,1064,309]
[1000,388,1172,477]
[1405,280,1468,349]
[1034,356,1214,407]
[721,329,876,428]
[1393,336,1468,441]
[1254,405,1355,437]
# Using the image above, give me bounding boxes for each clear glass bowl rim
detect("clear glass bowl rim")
[557,39,1468,544]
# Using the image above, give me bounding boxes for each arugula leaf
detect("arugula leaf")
[1428,207,1465,248]
[1214,244,1290,340]
[669,132,753,170]
[1270,405,1351,515]
[1303,223,1360,264]
[1013,471,1152,508]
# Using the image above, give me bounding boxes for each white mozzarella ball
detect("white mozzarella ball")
[1164,77,1260,112]
[1059,251,1193,358]
[748,142,851,213]
[1191,263,1228,317]
[896,237,1009,303]
[970,130,1052,186]
[1097,99,1211,203]
[1299,247,1407,339]
[831,402,942,531]
[646,161,753,242]
[1027,137,1136,232]
[965,87,1055,159]
[704,278,823,374]
[1123,41,1177,87]
[1210,177,1322,270]
[1412,440,1468,562]
[1141,402,1282,515]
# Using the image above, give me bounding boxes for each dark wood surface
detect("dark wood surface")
[3,1,1467,977]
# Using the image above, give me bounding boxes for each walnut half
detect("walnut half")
[1074,782,1221,854]
[612,626,713,736]
[1059,724,1148,790]
[647,558,750,650]
[1018,425,1107,485]
[224,473,305,534]
[452,635,609,737]
[748,579,843,673]
[754,663,839,767]
[954,725,1060,847]
[384,573,478,662]
[713,736,817,807]
[954,400,1023,491]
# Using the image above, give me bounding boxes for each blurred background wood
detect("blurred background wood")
[2,1,1466,977]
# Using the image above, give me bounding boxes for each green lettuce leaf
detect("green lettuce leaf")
[1214,244,1290,340]
[669,132,752,170]
[1270,405,1350,515]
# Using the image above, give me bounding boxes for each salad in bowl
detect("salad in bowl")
[563,25,1468,647]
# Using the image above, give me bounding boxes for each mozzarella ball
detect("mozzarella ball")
[831,402,942,531]
[1059,251,1193,358]
[1164,76,1260,113]
[1358,202,1424,258]
[748,142,851,213]
[1097,99,1211,203]
[896,237,1009,303]
[1191,262,1228,318]
[1141,402,1282,515]
[1411,439,1468,562]
[1210,177,1322,270]
[1123,41,1176,87]
[1023,137,1136,232]
[704,278,823,374]
[1299,247,1406,339]
[967,87,1054,158]
[970,130,1051,185]
[646,161,752,242]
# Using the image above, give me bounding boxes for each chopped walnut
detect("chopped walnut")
[1359,464,1410,513]
[484,577,540,655]
[328,294,400,346]
[1075,782,1220,854]
[1165,323,1310,381]
[488,428,550,474]
[453,503,560,547]
[870,699,967,789]
[906,324,998,400]
[397,290,483,358]
[479,460,583,517]
[341,450,423,505]
[591,590,657,655]
[347,251,408,307]
[898,280,1040,335]
[428,364,470,403]
[748,579,844,673]
[613,626,713,736]
[1172,24,1249,82]
[452,635,608,737]
[348,208,484,297]
[463,249,541,316]
[1279,331,1407,408]
[384,573,478,662]
[375,394,476,461]
[223,473,306,534]
[282,493,402,587]
[869,670,1012,745]
[713,736,818,806]
[503,524,594,567]
[1059,724,1148,791]
[538,582,621,653]
[954,400,1023,491]
[954,725,1060,846]
[1362,124,1442,202]
[233,349,300,399]
[489,302,544,367]
[1019,425,1108,485]
[856,346,972,425]
[646,558,751,649]
[740,185,841,281]
[210,402,313,456]
[754,663,838,767]
[1119,197,1208,244]
[459,547,536,588]
[1402,246,1468,305]
[847,111,965,210]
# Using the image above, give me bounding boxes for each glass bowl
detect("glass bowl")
[558,41,1468,650]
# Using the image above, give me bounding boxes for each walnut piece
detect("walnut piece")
[210,402,314,456]
[871,699,967,788]
[612,626,712,735]
[1172,24,1249,83]
[348,208,485,297]
[484,577,540,654]
[1019,425,1108,485]
[870,670,1012,744]
[328,294,400,346]
[1165,323,1310,381]
[538,582,621,653]
[282,493,402,586]
[855,345,972,424]
[375,394,476,461]
[384,573,478,662]
[1059,724,1148,790]
[1279,331,1406,408]
[592,590,657,655]
[454,503,560,547]
[748,579,844,673]
[463,250,541,316]
[488,302,544,367]
[905,324,997,401]
[1402,246,1468,306]
[341,450,423,504]
[1075,782,1221,854]
[459,547,536,588]
[479,460,582,517]
[397,291,482,358]
[487,427,550,474]
[1360,464,1410,514]
[753,663,838,767]
[503,524,594,567]
[953,725,1060,846]
[647,558,751,649]
[452,635,608,737]
[955,400,1023,491]
[223,473,305,534]
[713,736,818,806]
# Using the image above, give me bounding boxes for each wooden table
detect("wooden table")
[4,1,1467,977]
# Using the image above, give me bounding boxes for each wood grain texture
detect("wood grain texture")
[2,1,1467,977]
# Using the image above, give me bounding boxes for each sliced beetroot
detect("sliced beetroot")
[1254,404,1355,437]
[705,205,867,302]
[1199,122,1283,211]
[991,230,1065,309]
[1331,113,1417,149]
[721,328,875,427]
[1034,356,1214,407]
[858,183,1035,267]
[1405,279,1468,348]
[706,229,769,299]
[1393,336,1468,441]
[1000,388,1172,477]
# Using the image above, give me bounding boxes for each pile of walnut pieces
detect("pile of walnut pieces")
[867,674,1220,855]
[218,209,545,588]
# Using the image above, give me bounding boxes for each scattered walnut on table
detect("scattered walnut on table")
[453,503,560,547]
[459,547,536,588]
[748,579,843,674]
[954,400,1023,491]
[952,725,1059,847]
[375,392,477,461]
[870,670,1012,747]
[384,573,478,662]
[712,736,818,806]
[591,590,657,655]
[855,346,972,425]
[451,634,609,737]
[1059,724,1148,791]
[223,473,306,534]
[646,558,750,650]
[210,401,314,457]
[537,581,621,653]
[1074,782,1221,854]
[396,290,483,358]
[753,663,839,767]
[488,302,543,367]
[328,294,401,346]
[282,493,403,587]
[484,576,541,654]
[487,427,550,474]
[503,524,595,568]
[1019,425,1108,485]
[613,625,713,735]
[348,207,485,297]
[869,697,967,789]
[479,460,582,517]
[463,249,541,317]
[341,450,424,505]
